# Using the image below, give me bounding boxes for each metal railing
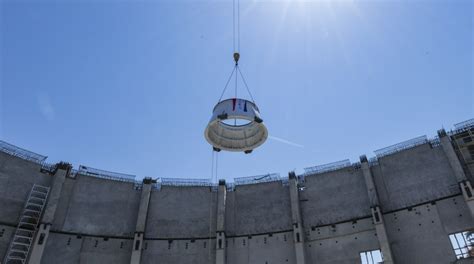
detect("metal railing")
[234,173,281,186]
[429,136,441,147]
[304,159,351,176]
[41,162,58,173]
[78,165,136,183]
[157,177,215,187]
[454,118,474,130]
[0,140,47,164]
[368,157,379,166]
[374,135,428,158]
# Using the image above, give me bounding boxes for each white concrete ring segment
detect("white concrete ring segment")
[205,98,268,152]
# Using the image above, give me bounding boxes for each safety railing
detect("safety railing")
[429,136,441,148]
[78,165,136,183]
[234,173,281,186]
[41,162,58,173]
[0,140,47,164]
[374,135,428,158]
[304,159,351,176]
[368,157,379,166]
[157,177,215,187]
[454,118,474,130]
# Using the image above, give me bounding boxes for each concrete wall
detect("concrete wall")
[1,123,474,264]
[300,166,372,228]
[225,181,292,236]
[0,152,52,224]
[305,218,379,264]
[141,239,214,264]
[56,174,141,237]
[383,198,464,264]
[145,186,217,239]
[372,144,459,212]
[41,233,133,264]
[0,224,15,261]
[226,232,296,264]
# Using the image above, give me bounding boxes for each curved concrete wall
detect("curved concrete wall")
[55,175,141,237]
[1,124,474,264]
[146,186,217,239]
[225,181,292,236]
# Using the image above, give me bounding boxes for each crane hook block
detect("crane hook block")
[233,53,240,64]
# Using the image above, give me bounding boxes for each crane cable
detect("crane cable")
[208,150,218,261]
[217,0,255,104]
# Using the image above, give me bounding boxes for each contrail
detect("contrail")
[268,136,304,148]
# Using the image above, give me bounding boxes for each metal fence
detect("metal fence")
[0,140,47,164]
[157,177,215,187]
[429,136,441,147]
[374,135,428,158]
[78,165,136,183]
[234,173,281,186]
[368,157,379,166]
[304,159,351,176]
[454,118,474,130]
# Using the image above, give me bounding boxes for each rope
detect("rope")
[237,66,255,103]
[217,0,259,105]
[218,67,237,102]
[208,150,215,261]
[237,0,240,52]
[208,150,220,261]
[233,0,236,53]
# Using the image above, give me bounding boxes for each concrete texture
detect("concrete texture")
[226,232,296,264]
[141,239,215,264]
[0,152,51,225]
[300,166,371,228]
[305,218,380,264]
[1,122,474,264]
[59,174,141,237]
[372,144,460,212]
[0,225,15,261]
[384,201,458,264]
[225,181,292,236]
[145,186,217,239]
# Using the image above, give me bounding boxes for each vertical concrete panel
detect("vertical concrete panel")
[225,182,292,236]
[0,153,52,224]
[384,202,456,264]
[226,233,296,264]
[141,239,214,264]
[41,233,82,264]
[300,167,371,228]
[145,186,217,238]
[372,144,459,212]
[0,225,15,261]
[78,237,132,264]
[436,196,474,234]
[305,218,379,264]
[52,178,76,230]
[61,175,141,236]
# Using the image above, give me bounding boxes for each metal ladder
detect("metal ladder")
[3,184,50,264]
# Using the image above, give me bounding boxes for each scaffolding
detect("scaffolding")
[304,159,351,176]
[0,140,47,164]
[374,135,428,158]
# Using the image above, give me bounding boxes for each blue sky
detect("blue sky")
[1,0,472,181]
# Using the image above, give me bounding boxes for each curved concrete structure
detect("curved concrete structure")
[1,119,474,264]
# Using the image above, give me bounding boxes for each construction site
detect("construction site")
[0,119,473,264]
